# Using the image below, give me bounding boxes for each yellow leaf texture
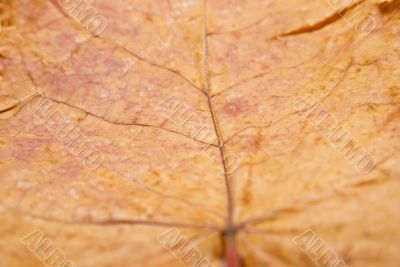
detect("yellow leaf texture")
[0,0,399,266]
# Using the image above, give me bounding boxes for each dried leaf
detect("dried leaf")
[0,0,399,266]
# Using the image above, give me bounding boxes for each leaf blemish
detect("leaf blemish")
[222,97,249,117]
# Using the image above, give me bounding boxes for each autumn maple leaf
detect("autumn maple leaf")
[0,0,399,267]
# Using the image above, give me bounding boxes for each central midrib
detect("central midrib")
[201,1,240,266]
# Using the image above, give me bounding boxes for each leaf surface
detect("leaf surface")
[0,0,400,266]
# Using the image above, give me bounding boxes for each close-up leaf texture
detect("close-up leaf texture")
[0,0,399,266]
